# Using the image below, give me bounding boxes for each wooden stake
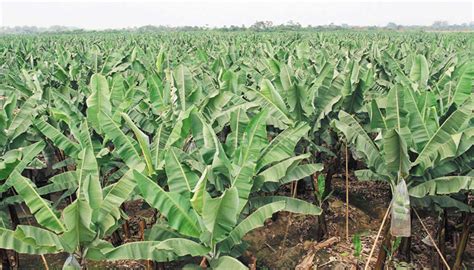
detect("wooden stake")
[365,203,392,270]
[40,254,50,270]
[413,208,450,270]
[345,143,349,242]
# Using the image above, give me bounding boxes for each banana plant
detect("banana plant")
[0,122,149,267]
[333,85,473,221]
[97,165,320,269]
[95,103,322,266]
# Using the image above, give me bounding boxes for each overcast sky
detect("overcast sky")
[0,1,473,29]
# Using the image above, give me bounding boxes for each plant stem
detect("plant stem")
[374,217,392,270]
[8,203,20,268]
[0,249,11,269]
[453,213,471,270]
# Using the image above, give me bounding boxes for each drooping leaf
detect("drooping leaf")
[257,122,309,170]
[10,171,65,234]
[333,111,386,175]
[250,196,321,215]
[220,201,285,250]
[258,154,310,183]
[33,118,80,157]
[409,176,474,198]
[210,256,248,270]
[102,241,178,262]
[0,227,60,255]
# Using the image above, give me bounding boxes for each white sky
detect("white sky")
[0,0,473,29]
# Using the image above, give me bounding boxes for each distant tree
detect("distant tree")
[250,21,273,31]
[386,22,398,29]
[432,20,449,29]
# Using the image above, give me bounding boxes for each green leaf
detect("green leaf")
[257,122,309,170]
[210,256,249,270]
[403,85,433,151]
[151,124,166,170]
[413,102,472,173]
[155,238,210,257]
[0,150,21,181]
[33,118,80,157]
[258,154,310,183]
[239,110,268,164]
[102,241,178,261]
[279,63,293,92]
[354,170,389,182]
[61,188,97,253]
[280,164,323,185]
[0,142,46,192]
[76,147,102,218]
[333,111,385,175]
[165,147,200,195]
[409,54,429,89]
[385,85,409,135]
[121,113,153,175]
[451,61,474,106]
[232,161,256,213]
[173,65,193,111]
[97,168,142,234]
[37,171,78,195]
[368,99,387,130]
[7,94,40,141]
[10,171,65,233]
[86,74,111,132]
[250,79,291,127]
[99,111,145,169]
[220,201,285,250]
[383,129,410,178]
[409,176,473,198]
[14,225,62,251]
[0,227,60,254]
[190,166,208,215]
[250,196,321,215]
[203,187,239,242]
[135,170,200,238]
[225,107,249,156]
[313,62,340,129]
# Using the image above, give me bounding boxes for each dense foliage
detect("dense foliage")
[0,31,472,269]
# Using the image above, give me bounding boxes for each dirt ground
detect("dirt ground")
[243,175,473,269]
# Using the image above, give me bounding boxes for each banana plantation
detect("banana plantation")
[0,31,472,269]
